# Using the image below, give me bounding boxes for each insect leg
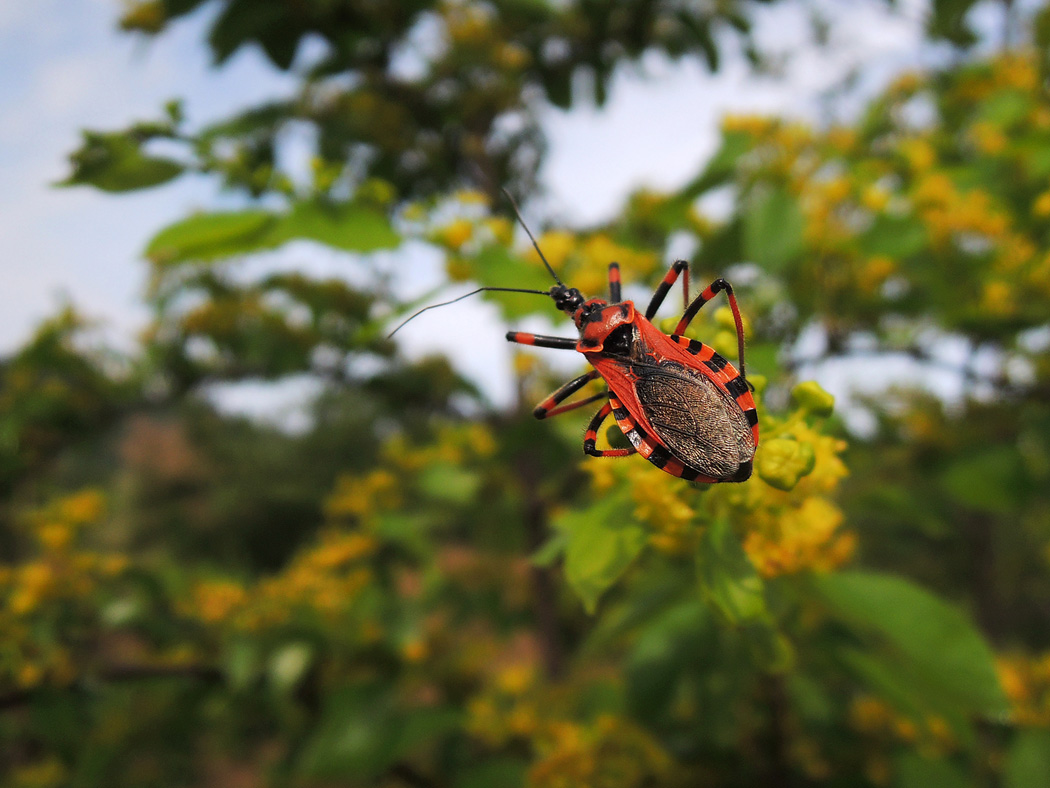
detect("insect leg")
[608,262,622,303]
[644,260,690,319]
[506,332,577,350]
[583,402,637,458]
[532,370,605,419]
[675,278,748,379]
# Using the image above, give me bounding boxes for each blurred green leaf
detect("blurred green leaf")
[268,641,314,694]
[978,90,1031,126]
[684,131,753,196]
[531,530,567,567]
[697,517,768,624]
[145,200,399,265]
[743,187,804,271]
[145,211,276,264]
[860,215,928,260]
[225,639,261,691]
[267,199,400,252]
[814,572,1007,718]
[417,464,480,505]
[454,758,528,788]
[555,494,647,614]
[59,130,184,192]
[939,447,1023,514]
[895,752,969,788]
[300,685,459,780]
[1004,730,1050,788]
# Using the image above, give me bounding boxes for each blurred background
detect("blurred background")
[2,1,1050,786]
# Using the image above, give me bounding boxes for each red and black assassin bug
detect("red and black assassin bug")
[389,197,758,483]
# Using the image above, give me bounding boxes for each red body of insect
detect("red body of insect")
[387,197,758,482]
[507,261,758,483]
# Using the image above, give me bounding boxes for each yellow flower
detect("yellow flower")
[858,255,896,294]
[495,42,530,70]
[192,580,247,625]
[37,523,72,553]
[970,121,1006,155]
[900,138,936,172]
[483,216,514,245]
[440,218,473,251]
[325,469,401,521]
[861,184,890,212]
[532,231,575,270]
[1032,191,1050,218]
[496,663,536,695]
[401,638,428,663]
[981,280,1015,316]
[17,661,44,689]
[58,489,106,524]
[721,115,775,137]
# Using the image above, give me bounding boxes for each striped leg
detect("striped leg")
[583,402,636,458]
[674,278,749,381]
[644,260,690,319]
[533,370,604,419]
[506,331,577,350]
[608,262,622,303]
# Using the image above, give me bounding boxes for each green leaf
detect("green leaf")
[939,447,1023,514]
[145,211,277,264]
[454,758,528,788]
[531,531,567,567]
[1004,730,1050,788]
[926,0,979,47]
[299,685,400,778]
[144,200,400,265]
[895,752,969,788]
[299,685,459,780]
[417,464,480,505]
[813,571,1007,718]
[268,641,314,694]
[978,90,1031,127]
[267,200,400,253]
[859,215,928,259]
[743,187,805,272]
[59,130,184,192]
[626,600,709,720]
[470,245,555,318]
[225,639,261,691]
[683,131,753,197]
[555,494,647,614]
[697,517,768,624]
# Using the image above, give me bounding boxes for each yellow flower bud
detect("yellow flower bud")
[757,438,816,491]
[791,381,835,418]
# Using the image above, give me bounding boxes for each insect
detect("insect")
[389,197,758,483]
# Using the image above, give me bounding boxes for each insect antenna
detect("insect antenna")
[387,286,551,338]
[501,188,564,287]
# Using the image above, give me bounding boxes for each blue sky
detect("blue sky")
[0,0,934,421]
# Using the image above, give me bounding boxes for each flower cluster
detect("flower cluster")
[0,490,126,692]
[185,530,377,634]
[997,651,1050,727]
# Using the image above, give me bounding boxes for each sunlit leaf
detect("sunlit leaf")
[743,187,804,271]
[59,130,184,192]
[145,211,277,264]
[555,494,647,614]
[814,572,1007,719]
[1004,730,1050,788]
[697,517,768,624]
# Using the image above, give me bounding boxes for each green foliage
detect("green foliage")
[8,2,1050,786]
[814,571,1007,737]
[555,494,648,614]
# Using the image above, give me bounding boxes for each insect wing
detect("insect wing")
[633,361,755,480]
